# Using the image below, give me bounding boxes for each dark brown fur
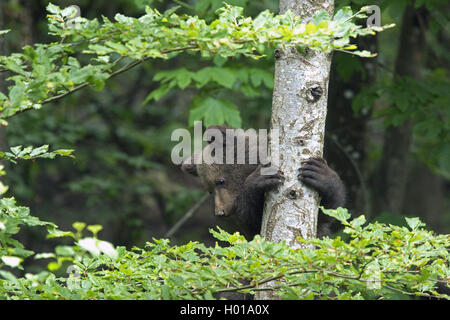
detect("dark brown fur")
[181,125,345,239]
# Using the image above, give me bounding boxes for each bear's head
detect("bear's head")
[181,125,259,217]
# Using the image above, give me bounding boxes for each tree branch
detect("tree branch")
[8,45,199,118]
[215,266,447,300]
[328,135,370,213]
[165,193,209,238]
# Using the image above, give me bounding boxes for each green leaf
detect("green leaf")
[213,55,227,67]
[105,41,129,55]
[61,6,78,18]
[29,145,49,157]
[47,261,61,271]
[55,245,75,256]
[91,79,105,91]
[87,224,103,237]
[88,44,113,56]
[321,207,351,223]
[175,68,192,89]
[334,7,353,23]
[250,69,274,89]
[46,229,75,239]
[143,84,172,103]
[0,270,18,283]
[54,149,75,157]
[9,146,22,156]
[189,97,241,127]
[192,68,213,88]
[350,215,366,228]
[211,68,236,89]
[9,83,26,109]
[313,10,331,25]
[353,50,376,58]
[34,252,56,259]
[46,3,61,15]
[305,23,317,34]
[73,222,86,233]
[405,217,425,230]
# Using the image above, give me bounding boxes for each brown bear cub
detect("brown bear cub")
[181,125,345,239]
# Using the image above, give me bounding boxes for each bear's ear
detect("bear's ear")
[181,156,198,176]
[205,124,232,144]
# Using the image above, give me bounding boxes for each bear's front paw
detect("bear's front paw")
[297,157,337,196]
[246,167,285,192]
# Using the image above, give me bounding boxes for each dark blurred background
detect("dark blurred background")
[0,0,448,266]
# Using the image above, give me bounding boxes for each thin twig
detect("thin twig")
[41,82,90,105]
[383,284,440,299]
[165,193,209,238]
[328,135,370,213]
[216,269,321,294]
[215,267,446,299]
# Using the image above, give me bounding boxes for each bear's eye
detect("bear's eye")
[215,178,226,186]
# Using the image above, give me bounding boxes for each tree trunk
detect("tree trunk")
[257,0,334,299]
[371,5,426,216]
[261,0,334,246]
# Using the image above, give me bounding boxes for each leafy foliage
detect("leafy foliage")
[0,145,74,164]
[144,65,274,127]
[0,165,58,272]
[0,3,393,120]
[0,0,447,301]
[352,70,450,177]
[0,203,448,300]
[146,66,274,100]
[189,96,242,127]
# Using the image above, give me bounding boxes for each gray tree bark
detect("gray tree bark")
[261,0,334,246]
[257,0,334,299]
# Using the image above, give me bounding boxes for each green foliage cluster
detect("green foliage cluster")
[352,70,450,178]
[0,164,58,271]
[145,65,274,127]
[0,2,397,247]
[0,202,448,300]
[0,3,392,121]
[332,0,449,180]
[0,145,74,164]
[0,1,448,301]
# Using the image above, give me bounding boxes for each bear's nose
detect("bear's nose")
[215,210,225,216]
